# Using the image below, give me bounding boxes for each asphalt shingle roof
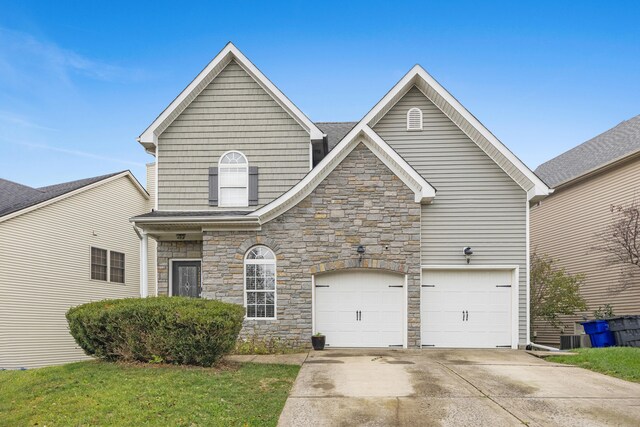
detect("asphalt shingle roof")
[0,172,123,218]
[316,122,358,151]
[535,115,640,188]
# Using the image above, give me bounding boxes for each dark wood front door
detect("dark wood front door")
[172,261,201,297]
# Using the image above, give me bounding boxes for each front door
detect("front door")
[172,261,202,297]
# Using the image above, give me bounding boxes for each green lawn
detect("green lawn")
[0,361,299,426]
[548,347,640,383]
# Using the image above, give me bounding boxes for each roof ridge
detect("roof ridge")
[37,171,125,192]
[0,177,39,191]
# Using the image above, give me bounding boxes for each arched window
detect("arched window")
[407,107,423,131]
[219,151,248,207]
[244,246,276,319]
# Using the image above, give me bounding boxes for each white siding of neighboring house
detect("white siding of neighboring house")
[373,86,529,343]
[0,174,153,369]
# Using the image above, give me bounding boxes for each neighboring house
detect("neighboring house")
[0,171,156,369]
[531,115,640,346]
[132,43,550,349]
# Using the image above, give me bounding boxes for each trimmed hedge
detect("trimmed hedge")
[66,297,245,366]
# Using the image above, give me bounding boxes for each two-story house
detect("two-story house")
[1,171,155,368]
[132,43,550,349]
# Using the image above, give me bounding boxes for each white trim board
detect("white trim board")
[137,42,324,151]
[133,124,436,229]
[358,65,550,201]
[251,124,436,224]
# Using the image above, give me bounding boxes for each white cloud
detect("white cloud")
[2,139,145,168]
[0,110,58,131]
[0,27,145,86]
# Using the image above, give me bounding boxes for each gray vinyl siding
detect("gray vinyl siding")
[0,176,153,369]
[373,86,528,343]
[157,60,310,211]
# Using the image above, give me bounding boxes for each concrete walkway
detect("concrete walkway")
[278,349,640,426]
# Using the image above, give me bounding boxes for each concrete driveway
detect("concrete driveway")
[278,349,640,426]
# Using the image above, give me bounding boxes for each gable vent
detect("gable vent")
[407,107,423,131]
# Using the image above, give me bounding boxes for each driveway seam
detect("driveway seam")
[395,397,400,425]
[437,361,528,425]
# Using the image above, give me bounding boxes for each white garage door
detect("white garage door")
[315,270,405,348]
[421,269,514,348]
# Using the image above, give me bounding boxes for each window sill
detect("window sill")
[89,278,126,285]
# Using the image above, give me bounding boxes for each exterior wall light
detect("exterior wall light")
[463,247,473,264]
[357,245,366,265]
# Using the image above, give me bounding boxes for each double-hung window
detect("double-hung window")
[219,151,248,207]
[91,247,125,283]
[110,251,125,283]
[244,246,276,319]
[91,247,108,281]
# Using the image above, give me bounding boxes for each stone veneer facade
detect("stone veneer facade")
[199,143,422,347]
[157,241,203,295]
[155,144,421,346]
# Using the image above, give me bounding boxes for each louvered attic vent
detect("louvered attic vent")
[407,107,423,131]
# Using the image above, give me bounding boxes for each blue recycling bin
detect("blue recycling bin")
[581,320,615,348]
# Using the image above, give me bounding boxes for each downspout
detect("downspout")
[527,342,561,352]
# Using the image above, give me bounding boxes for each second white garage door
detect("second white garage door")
[315,270,405,348]
[421,269,514,348]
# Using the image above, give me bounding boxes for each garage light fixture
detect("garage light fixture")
[463,247,473,264]
[356,245,366,265]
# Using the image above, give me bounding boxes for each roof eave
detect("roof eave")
[137,42,324,147]
[130,215,260,225]
[358,65,550,201]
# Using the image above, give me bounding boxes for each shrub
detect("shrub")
[66,297,245,367]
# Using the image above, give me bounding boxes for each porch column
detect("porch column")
[140,231,149,297]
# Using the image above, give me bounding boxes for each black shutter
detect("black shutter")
[249,166,259,206]
[208,167,218,206]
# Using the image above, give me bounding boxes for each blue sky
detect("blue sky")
[1,1,638,188]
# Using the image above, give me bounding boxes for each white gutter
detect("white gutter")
[130,215,260,225]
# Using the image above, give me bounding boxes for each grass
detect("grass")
[547,347,640,383]
[0,360,299,426]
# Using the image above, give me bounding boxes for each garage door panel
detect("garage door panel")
[422,269,513,348]
[315,270,405,348]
